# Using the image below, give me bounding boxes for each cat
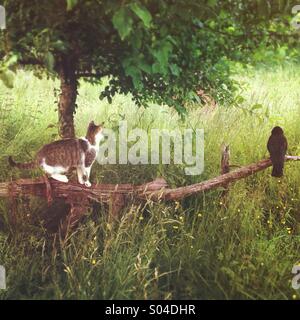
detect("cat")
[9,121,103,187]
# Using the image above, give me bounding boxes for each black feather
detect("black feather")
[267,126,287,177]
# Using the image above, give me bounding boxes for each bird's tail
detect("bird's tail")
[8,156,36,169]
[271,165,283,177]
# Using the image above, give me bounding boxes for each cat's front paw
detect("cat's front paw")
[85,181,92,187]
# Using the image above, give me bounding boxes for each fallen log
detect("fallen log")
[145,155,300,201]
[1,155,299,234]
[1,156,300,203]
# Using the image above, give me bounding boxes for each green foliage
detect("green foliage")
[1,65,300,299]
[0,0,298,114]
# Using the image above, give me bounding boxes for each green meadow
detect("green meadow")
[0,64,300,299]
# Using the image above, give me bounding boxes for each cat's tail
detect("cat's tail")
[8,156,36,169]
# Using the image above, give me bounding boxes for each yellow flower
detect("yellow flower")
[237,209,241,213]
[292,294,297,300]
[139,216,144,220]
[92,259,96,265]
[179,216,184,221]
[198,213,202,218]
[219,201,223,205]
[190,245,194,249]
[173,225,179,229]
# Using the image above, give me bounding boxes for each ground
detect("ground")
[0,64,300,299]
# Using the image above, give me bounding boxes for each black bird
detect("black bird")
[267,126,288,177]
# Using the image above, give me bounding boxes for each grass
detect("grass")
[0,64,300,299]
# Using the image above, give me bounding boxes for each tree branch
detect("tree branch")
[1,156,299,203]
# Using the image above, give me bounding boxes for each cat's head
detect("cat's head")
[86,121,104,145]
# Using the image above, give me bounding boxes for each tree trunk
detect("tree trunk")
[58,58,77,139]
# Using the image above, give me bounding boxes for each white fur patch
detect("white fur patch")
[41,159,68,175]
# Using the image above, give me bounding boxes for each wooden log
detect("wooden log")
[143,155,300,201]
[0,156,299,204]
[221,144,230,175]
[220,144,230,196]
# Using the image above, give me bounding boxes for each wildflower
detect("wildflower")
[219,201,223,205]
[139,216,144,221]
[190,245,194,249]
[179,216,184,221]
[198,213,202,218]
[173,225,178,229]
[92,259,96,265]
[292,294,297,300]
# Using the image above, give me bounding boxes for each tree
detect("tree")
[0,0,296,138]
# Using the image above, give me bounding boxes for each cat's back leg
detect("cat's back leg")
[41,159,69,183]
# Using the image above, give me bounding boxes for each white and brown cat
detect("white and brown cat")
[9,121,103,187]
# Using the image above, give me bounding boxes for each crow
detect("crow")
[267,126,288,177]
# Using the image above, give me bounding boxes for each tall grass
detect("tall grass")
[0,65,300,299]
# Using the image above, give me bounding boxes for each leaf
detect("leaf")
[208,0,217,7]
[66,0,77,11]
[52,40,67,52]
[152,41,173,74]
[44,52,55,72]
[124,64,142,89]
[0,70,14,88]
[4,54,18,68]
[170,64,180,76]
[129,3,152,28]
[138,60,152,74]
[112,7,133,40]
[251,103,263,111]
